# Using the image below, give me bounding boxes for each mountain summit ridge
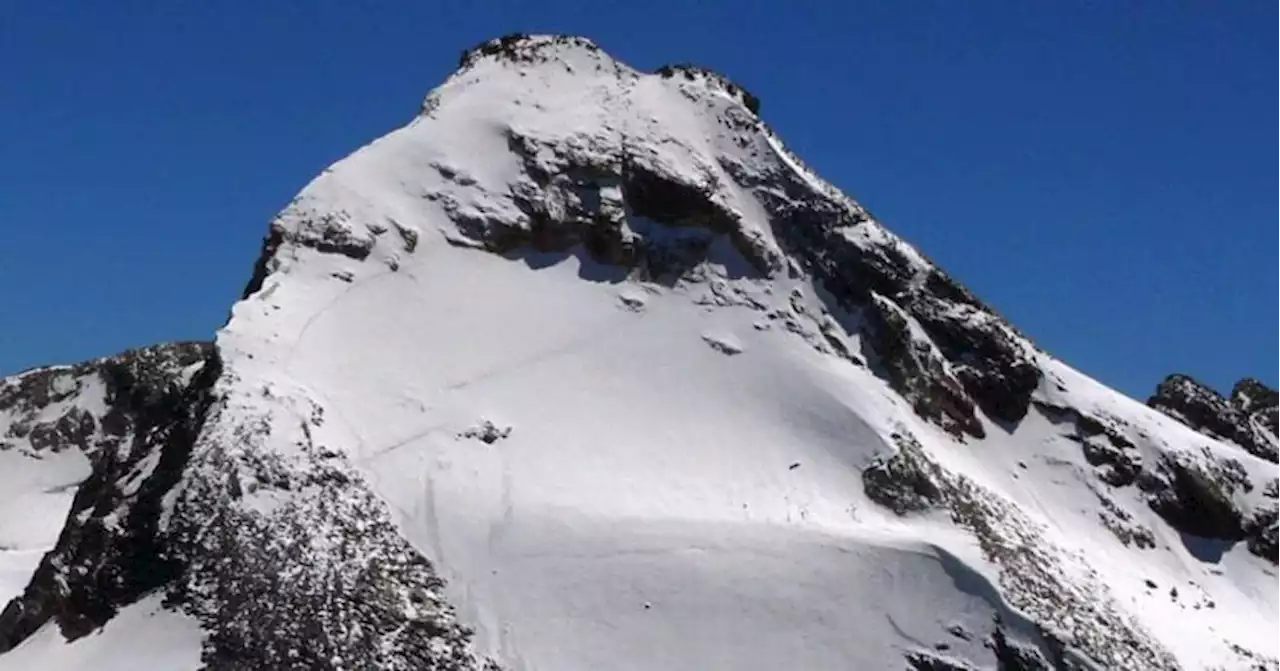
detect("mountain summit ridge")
[0,35,1275,671]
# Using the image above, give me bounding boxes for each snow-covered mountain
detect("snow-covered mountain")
[0,343,212,669]
[1,34,1275,670]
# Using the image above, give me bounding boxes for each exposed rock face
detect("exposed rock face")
[456,33,602,72]
[1148,373,1278,462]
[1036,396,1277,565]
[1034,401,1142,487]
[0,342,211,650]
[655,63,762,115]
[0,342,492,670]
[862,430,1179,670]
[862,295,985,439]
[988,623,1061,671]
[431,105,781,285]
[1139,452,1251,541]
[166,377,490,670]
[1233,377,1279,440]
[862,431,946,514]
[1137,374,1279,561]
[748,169,1043,432]
[1244,508,1278,563]
[1232,378,1279,417]
[905,651,979,671]
[1,33,1274,670]
[421,34,1044,441]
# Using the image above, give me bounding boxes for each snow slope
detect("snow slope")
[0,595,202,671]
[0,365,114,607]
[0,448,87,609]
[0,445,91,607]
[0,343,210,661]
[1,34,1275,670]
[200,35,1276,670]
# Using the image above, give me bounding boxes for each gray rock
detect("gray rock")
[0,341,212,651]
[1148,374,1277,462]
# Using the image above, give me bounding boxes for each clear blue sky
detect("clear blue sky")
[2,2,1274,399]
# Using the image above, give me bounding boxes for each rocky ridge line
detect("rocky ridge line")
[1147,374,1278,463]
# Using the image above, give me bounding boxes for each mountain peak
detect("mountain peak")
[210,38,1276,668]
[1232,377,1278,414]
[1,38,1276,671]
[456,33,606,71]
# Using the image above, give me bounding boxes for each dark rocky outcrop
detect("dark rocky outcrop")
[905,293,1041,425]
[168,449,487,670]
[1147,374,1278,462]
[988,623,1058,671]
[862,296,984,439]
[240,225,286,299]
[1137,450,1277,563]
[164,386,491,670]
[1244,508,1278,563]
[0,341,212,651]
[862,432,946,514]
[1033,402,1142,488]
[442,125,779,285]
[0,338,494,669]
[1139,453,1248,541]
[655,63,761,115]
[458,33,602,71]
[1231,378,1279,418]
[1233,378,1279,446]
[22,409,96,453]
[1,368,89,435]
[905,650,979,671]
[433,40,1047,439]
[752,163,1042,434]
[1036,401,1275,564]
[289,213,375,262]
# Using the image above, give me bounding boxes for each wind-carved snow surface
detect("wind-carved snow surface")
[2,34,1276,670]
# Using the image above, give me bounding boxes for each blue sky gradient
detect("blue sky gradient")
[1,2,1274,399]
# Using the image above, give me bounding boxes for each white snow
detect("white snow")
[0,595,203,671]
[0,365,206,667]
[226,244,1024,669]
[204,37,1280,670]
[0,371,101,607]
[2,35,1274,670]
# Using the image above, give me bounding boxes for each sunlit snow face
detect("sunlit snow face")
[0,34,1273,671]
